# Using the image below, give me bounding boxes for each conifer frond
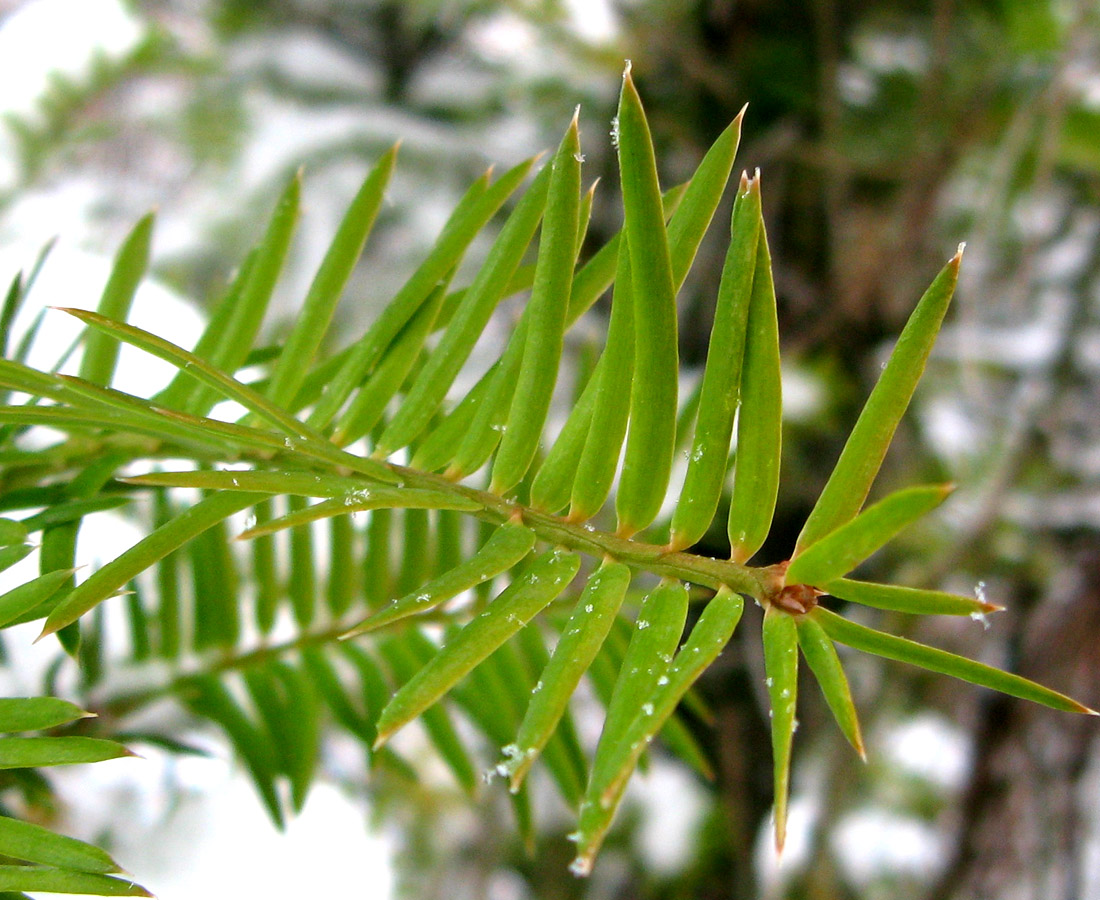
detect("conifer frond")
[0,67,1089,888]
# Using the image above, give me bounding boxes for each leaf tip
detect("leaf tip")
[569,855,593,878]
[33,622,57,643]
[954,241,966,264]
[622,58,633,79]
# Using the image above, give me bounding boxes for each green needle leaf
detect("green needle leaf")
[377,638,478,794]
[762,606,798,853]
[373,549,580,747]
[824,577,1003,617]
[333,276,450,446]
[666,108,745,285]
[310,156,536,431]
[0,698,92,733]
[785,483,954,586]
[0,814,120,873]
[615,65,679,536]
[578,580,687,855]
[795,615,864,758]
[342,521,536,636]
[795,248,963,556]
[380,161,552,453]
[812,606,1097,715]
[728,205,782,563]
[0,699,92,737]
[501,560,630,791]
[0,569,78,628]
[52,308,397,483]
[571,586,742,875]
[267,144,398,408]
[78,212,154,388]
[491,113,581,494]
[39,490,265,639]
[670,173,760,550]
[187,173,302,416]
[236,488,480,539]
[0,737,133,768]
[0,866,150,896]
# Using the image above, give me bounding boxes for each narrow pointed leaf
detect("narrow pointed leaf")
[267,145,398,407]
[795,249,962,555]
[615,68,679,535]
[334,276,450,445]
[502,561,630,790]
[511,623,590,798]
[0,737,132,768]
[187,174,302,415]
[0,867,150,896]
[0,815,119,873]
[571,587,741,875]
[812,606,1095,714]
[666,108,745,285]
[786,484,953,586]
[585,580,688,816]
[18,498,130,535]
[762,606,798,853]
[564,181,686,327]
[125,469,369,498]
[78,212,154,387]
[795,615,864,757]
[343,521,535,637]
[377,638,478,794]
[237,488,480,539]
[0,569,78,628]
[153,250,257,413]
[310,157,536,430]
[670,174,760,550]
[0,698,91,733]
[0,545,33,577]
[39,490,265,639]
[491,116,581,494]
[824,577,1002,617]
[52,308,398,484]
[380,162,552,452]
[374,549,580,746]
[728,208,782,562]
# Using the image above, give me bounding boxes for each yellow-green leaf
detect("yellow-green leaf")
[615,66,679,536]
[795,249,962,555]
[786,484,953,586]
[812,606,1095,715]
[762,606,797,853]
[795,615,864,758]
